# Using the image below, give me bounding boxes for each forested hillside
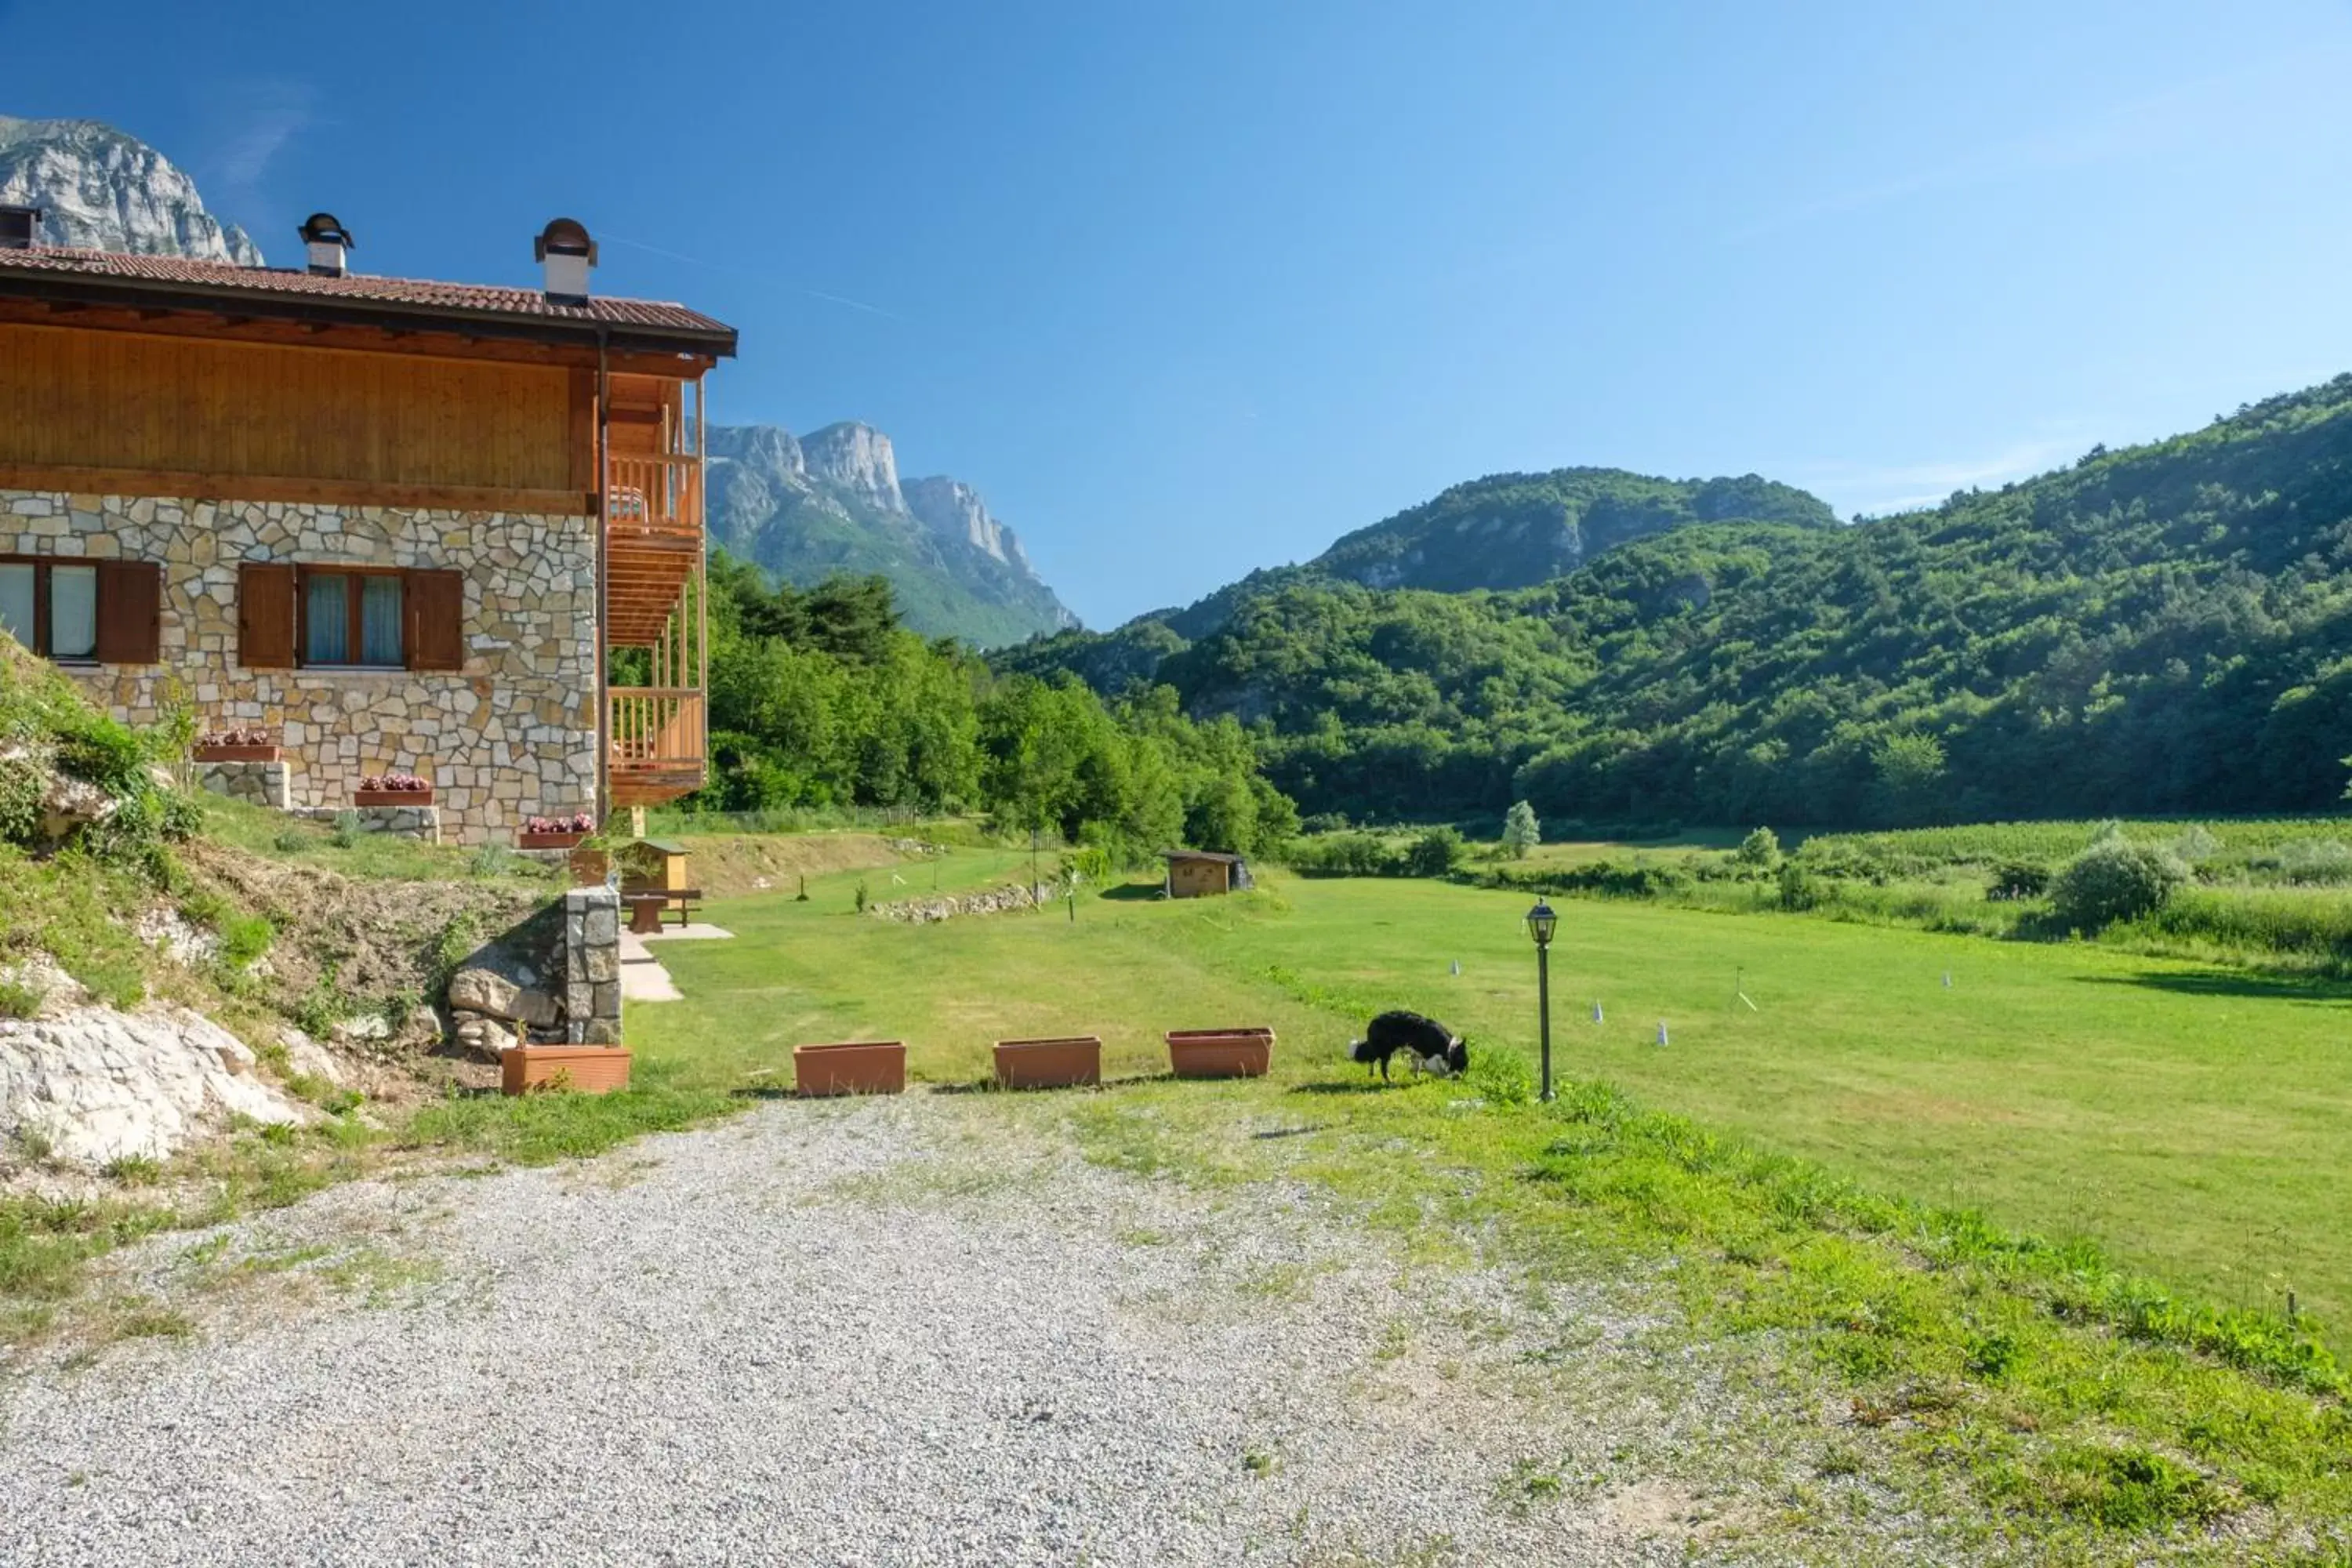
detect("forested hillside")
[1005,373,2352,827]
[680,555,1294,860]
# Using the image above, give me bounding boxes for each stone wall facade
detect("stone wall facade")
[3,488,599,844]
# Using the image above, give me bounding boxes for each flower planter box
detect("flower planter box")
[194,744,282,764]
[500,1044,632,1096]
[355,787,434,808]
[993,1035,1102,1091]
[520,830,588,850]
[794,1040,906,1098]
[1166,1027,1274,1080]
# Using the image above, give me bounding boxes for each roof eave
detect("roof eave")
[0,267,739,360]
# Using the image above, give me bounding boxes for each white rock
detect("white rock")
[0,1004,303,1167]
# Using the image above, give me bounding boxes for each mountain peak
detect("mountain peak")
[706,422,1078,645]
[0,114,263,265]
[797,422,903,513]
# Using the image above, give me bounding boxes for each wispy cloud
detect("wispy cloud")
[1779,434,2092,519]
[206,80,316,197]
[602,234,913,325]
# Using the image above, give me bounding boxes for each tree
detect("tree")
[1501,800,1541,858]
[1737,826,1781,869]
[1403,826,1465,878]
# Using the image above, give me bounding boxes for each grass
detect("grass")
[195,793,557,885]
[612,862,2352,1548]
[14,829,2352,1551]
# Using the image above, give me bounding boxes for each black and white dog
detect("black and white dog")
[1348,1009,1469,1081]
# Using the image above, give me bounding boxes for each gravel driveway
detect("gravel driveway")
[0,1096,1901,1566]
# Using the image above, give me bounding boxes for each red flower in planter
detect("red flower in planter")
[524,811,596,836]
[358,772,431,793]
[197,725,278,748]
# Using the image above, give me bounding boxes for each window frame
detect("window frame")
[0,553,103,664]
[295,564,406,670]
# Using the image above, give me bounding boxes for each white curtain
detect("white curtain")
[0,564,32,651]
[48,565,96,659]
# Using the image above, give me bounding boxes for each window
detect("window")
[0,557,158,663]
[299,568,405,668]
[250,564,463,673]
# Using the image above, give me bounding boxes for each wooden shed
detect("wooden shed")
[620,837,691,895]
[1163,848,1252,898]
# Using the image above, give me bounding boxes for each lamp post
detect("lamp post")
[1525,898,1558,1102]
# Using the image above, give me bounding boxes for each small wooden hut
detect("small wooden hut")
[1163,848,1252,898]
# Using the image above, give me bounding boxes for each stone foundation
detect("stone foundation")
[5,488,600,845]
[195,758,291,809]
[288,804,441,842]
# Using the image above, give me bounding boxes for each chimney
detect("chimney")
[535,218,597,304]
[0,205,42,250]
[296,212,354,277]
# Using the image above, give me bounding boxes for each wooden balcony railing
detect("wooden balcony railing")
[608,686,706,805]
[605,454,702,543]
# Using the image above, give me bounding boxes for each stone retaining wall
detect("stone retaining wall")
[195,758,291,809]
[286,804,441,842]
[5,488,600,845]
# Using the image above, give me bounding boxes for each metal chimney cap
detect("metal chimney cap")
[296,212,355,249]
[534,217,597,263]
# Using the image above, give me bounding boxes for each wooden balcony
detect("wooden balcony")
[606,453,702,648]
[608,686,706,806]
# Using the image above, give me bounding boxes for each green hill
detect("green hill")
[1004,373,2352,828]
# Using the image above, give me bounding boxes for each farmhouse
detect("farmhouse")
[0,209,737,844]
[1163,848,1253,898]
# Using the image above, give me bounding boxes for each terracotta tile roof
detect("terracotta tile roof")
[0,245,735,350]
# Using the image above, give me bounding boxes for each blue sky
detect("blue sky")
[8,1,2352,626]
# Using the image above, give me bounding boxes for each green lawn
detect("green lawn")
[637,867,2352,1344]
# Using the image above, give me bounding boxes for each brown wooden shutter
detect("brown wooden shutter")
[405,569,465,672]
[238,563,297,669]
[94,561,162,664]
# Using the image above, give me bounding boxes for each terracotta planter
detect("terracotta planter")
[568,848,613,886]
[1166,1027,1274,1080]
[993,1035,1102,1091]
[194,744,281,763]
[355,787,434,807]
[501,1044,631,1096]
[795,1040,907,1098]
[520,830,588,850]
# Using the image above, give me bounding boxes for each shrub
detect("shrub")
[2172,824,2220,866]
[2051,838,2188,932]
[1402,826,1465,879]
[1777,859,1820,911]
[1988,859,2051,899]
[1288,831,1397,877]
[1737,826,1781,869]
[329,810,363,849]
[2272,838,2352,885]
[1501,800,1541,858]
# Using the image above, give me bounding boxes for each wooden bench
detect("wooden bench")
[621,887,703,934]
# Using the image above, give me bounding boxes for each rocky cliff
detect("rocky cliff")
[708,422,1078,647]
[903,476,1035,574]
[0,115,263,263]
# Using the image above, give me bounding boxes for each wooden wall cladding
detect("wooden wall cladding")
[0,321,588,498]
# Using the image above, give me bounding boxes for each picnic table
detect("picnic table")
[621,887,703,935]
